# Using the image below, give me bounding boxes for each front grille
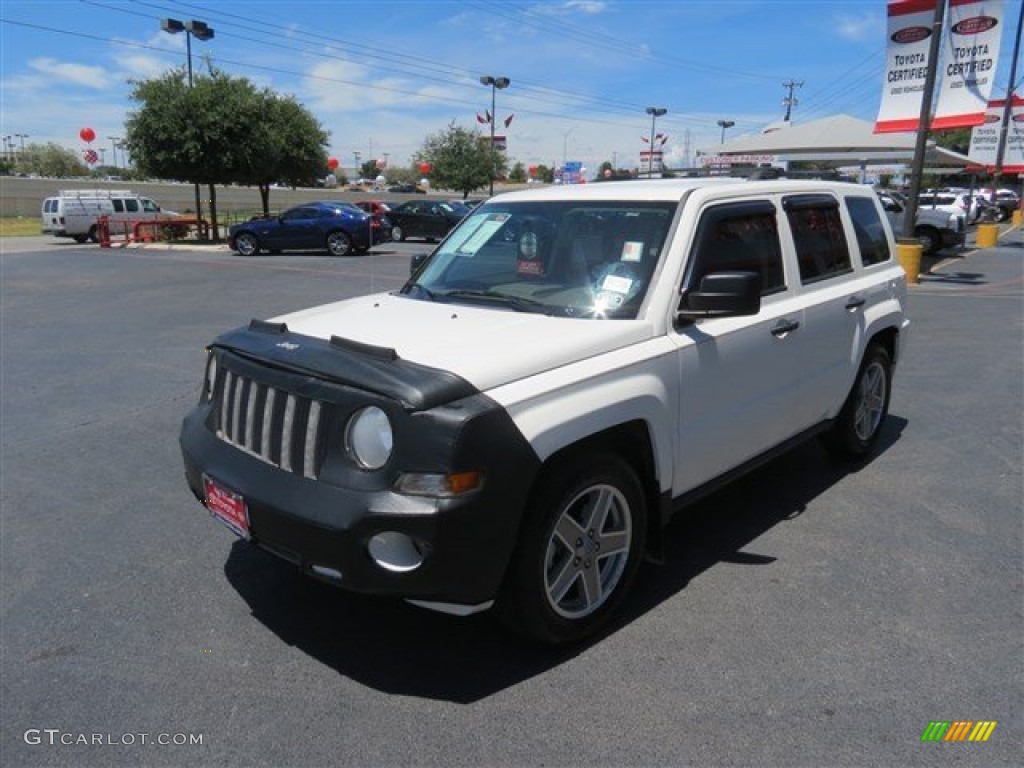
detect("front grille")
[215,368,325,479]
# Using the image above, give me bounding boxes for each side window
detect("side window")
[141,198,160,212]
[124,199,140,213]
[687,200,785,296]
[846,197,892,266]
[111,199,125,213]
[784,195,852,284]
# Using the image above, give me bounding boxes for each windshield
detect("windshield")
[402,200,676,318]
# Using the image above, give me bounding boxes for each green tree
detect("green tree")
[359,159,385,180]
[415,122,503,198]
[239,92,329,215]
[124,68,328,235]
[508,161,527,183]
[22,142,87,177]
[533,163,555,184]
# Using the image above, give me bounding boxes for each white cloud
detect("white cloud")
[836,12,881,42]
[27,58,109,89]
[114,54,171,81]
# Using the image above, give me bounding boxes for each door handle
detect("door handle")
[845,296,867,311]
[771,319,800,338]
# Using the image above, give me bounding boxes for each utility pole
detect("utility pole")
[782,80,803,122]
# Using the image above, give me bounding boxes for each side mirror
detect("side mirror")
[410,252,431,275]
[677,271,761,320]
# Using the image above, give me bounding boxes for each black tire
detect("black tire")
[392,225,406,242]
[915,226,940,255]
[326,231,352,257]
[72,234,89,244]
[822,344,892,459]
[496,452,647,645]
[87,225,99,244]
[234,232,260,256]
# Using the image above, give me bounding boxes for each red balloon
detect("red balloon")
[418,161,432,174]
[80,127,96,143]
[528,165,538,175]
[327,157,339,170]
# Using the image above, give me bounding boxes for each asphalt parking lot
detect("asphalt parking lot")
[2,230,1021,767]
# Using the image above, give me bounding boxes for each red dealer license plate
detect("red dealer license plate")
[203,475,249,539]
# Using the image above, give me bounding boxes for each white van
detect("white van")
[41,189,178,243]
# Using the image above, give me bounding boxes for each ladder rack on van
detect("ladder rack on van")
[57,189,136,199]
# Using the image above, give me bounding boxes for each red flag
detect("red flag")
[476,113,487,124]
[504,113,514,128]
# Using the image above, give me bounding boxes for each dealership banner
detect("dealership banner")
[968,97,1024,172]
[933,0,1005,128]
[875,0,1005,134]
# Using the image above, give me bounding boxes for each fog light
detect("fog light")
[367,532,425,573]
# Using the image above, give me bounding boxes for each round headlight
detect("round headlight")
[345,406,393,470]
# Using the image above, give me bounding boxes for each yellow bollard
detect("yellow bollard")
[896,239,922,284]
[1013,209,1022,227]
[976,223,999,248]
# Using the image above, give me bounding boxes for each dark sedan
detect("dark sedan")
[387,200,471,242]
[229,201,374,257]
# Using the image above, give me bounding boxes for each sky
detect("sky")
[1,0,1021,178]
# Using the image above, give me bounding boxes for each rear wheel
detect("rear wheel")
[497,452,647,645]
[822,344,892,458]
[234,232,260,256]
[73,234,89,244]
[392,225,405,242]
[326,230,352,256]
[915,226,940,255]
[87,225,99,243]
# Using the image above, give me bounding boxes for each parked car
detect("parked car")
[388,183,427,194]
[918,191,985,224]
[877,191,965,254]
[41,189,180,243]
[386,200,470,242]
[228,201,374,257]
[976,188,1020,222]
[181,178,909,645]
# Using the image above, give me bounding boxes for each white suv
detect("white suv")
[180,179,909,645]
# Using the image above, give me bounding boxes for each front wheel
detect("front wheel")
[497,453,647,645]
[326,231,352,256]
[72,234,89,244]
[87,225,99,244]
[233,232,260,256]
[391,225,405,242]
[822,344,892,458]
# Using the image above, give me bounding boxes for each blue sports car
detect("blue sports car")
[229,201,375,257]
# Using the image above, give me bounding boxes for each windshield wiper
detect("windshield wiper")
[405,282,440,301]
[439,289,552,314]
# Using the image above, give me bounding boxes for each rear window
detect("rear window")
[784,195,852,284]
[846,197,892,266]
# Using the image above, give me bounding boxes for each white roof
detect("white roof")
[489,177,876,204]
[705,114,971,168]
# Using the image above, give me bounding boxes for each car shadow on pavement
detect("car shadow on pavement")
[223,416,907,703]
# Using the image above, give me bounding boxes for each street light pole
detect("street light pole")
[107,136,121,171]
[717,119,735,144]
[161,18,214,223]
[480,75,510,196]
[645,107,667,178]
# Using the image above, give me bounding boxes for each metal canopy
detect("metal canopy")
[704,114,972,168]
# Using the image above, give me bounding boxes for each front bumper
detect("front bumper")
[179,333,540,606]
